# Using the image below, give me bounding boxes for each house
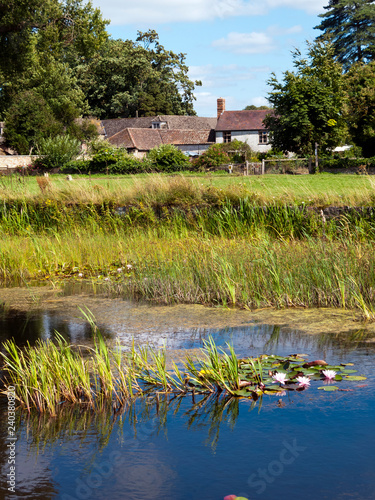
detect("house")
[215,98,272,153]
[108,128,215,158]
[101,100,271,156]
[102,115,216,157]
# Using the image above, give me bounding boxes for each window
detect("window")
[258,131,268,144]
[152,123,161,129]
[223,131,231,143]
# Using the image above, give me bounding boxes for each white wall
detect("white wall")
[216,130,271,152]
[0,155,37,170]
[177,144,211,155]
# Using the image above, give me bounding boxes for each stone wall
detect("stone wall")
[0,156,37,171]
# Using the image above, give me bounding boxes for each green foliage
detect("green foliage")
[344,62,375,157]
[192,144,231,170]
[3,54,89,152]
[3,91,63,154]
[315,0,375,69]
[74,32,200,118]
[0,0,109,86]
[146,144,189,172]
[218,139,255,162]
[244,105,272,110]
[319,157,375,170]
[265,40,347,156]
[35,135,82,170]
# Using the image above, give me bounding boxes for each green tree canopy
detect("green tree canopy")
[74,31,201,118]
[315,0,375,69]
[0,0,108,79]
[3,54,89,152]
[244,105,272,110]
[265,40,347,156]
[344,61,375,156]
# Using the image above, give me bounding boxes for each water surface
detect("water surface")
[0,290,374,499]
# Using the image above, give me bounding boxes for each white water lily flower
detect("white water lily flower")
[296,376,311,388]
[322,369,337,380]
[272,373,288,385]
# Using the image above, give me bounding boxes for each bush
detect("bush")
[319,157,375,170]
[35,135,81,170]
[192,144,231,170]
[147,144,190,172]
[218,139,255,162]
[60,159,91,174]
[61,149,146,175]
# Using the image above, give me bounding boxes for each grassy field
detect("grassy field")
[1,172,375,315]
[2,171,375,206]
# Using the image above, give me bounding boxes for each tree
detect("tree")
[0,0,108,118]
[315,0,375,69]
[3,54,89,152]
[3,91,63,154]
[265,40,347,156]
[74,31,201,118]
[244,105,272,110]
[344,61,375,156]
[0,0,108,76]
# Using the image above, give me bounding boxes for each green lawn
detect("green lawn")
[2,171,375,206]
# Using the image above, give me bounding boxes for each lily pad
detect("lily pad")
[318,386,339,391]
[341,369,358,374]
[344,375,367,381]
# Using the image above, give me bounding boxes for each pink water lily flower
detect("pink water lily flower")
[322,369,336,380]
[296,376,311,388]
[272,373,288,385]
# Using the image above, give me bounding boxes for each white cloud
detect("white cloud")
[250,96,270,107]
[91,0,326,25]
[267,24,304,36]
[190,64,270,87]
[212,32,276,54]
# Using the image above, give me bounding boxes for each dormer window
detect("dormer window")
[152,121,167,129]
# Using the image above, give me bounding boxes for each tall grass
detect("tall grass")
[0,333,272,415]
[1,173,375,314]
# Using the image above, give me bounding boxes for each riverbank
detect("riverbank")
[1,173,375,314]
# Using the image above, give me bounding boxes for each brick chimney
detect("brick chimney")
[217,98,225,118]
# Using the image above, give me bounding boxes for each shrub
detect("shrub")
[35,135,81,170]
[147,144,190,172]
[192,144,231,170]
[219,139,254,162]
[60,159,91,174]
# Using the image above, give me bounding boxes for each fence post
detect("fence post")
[245,160,249,176]
[261,159,265,175]
[315,142,319,173]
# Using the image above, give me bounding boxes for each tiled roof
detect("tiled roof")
[108,128,214,151]
[216,110,272,131]
[102,116,217,138]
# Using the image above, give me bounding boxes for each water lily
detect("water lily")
[296,376,311,388]
[272,373,288,385]
[322,369,336,380]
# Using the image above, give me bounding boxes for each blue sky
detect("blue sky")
[90,0,328,117]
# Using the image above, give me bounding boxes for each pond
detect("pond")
[0,289,374,499]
